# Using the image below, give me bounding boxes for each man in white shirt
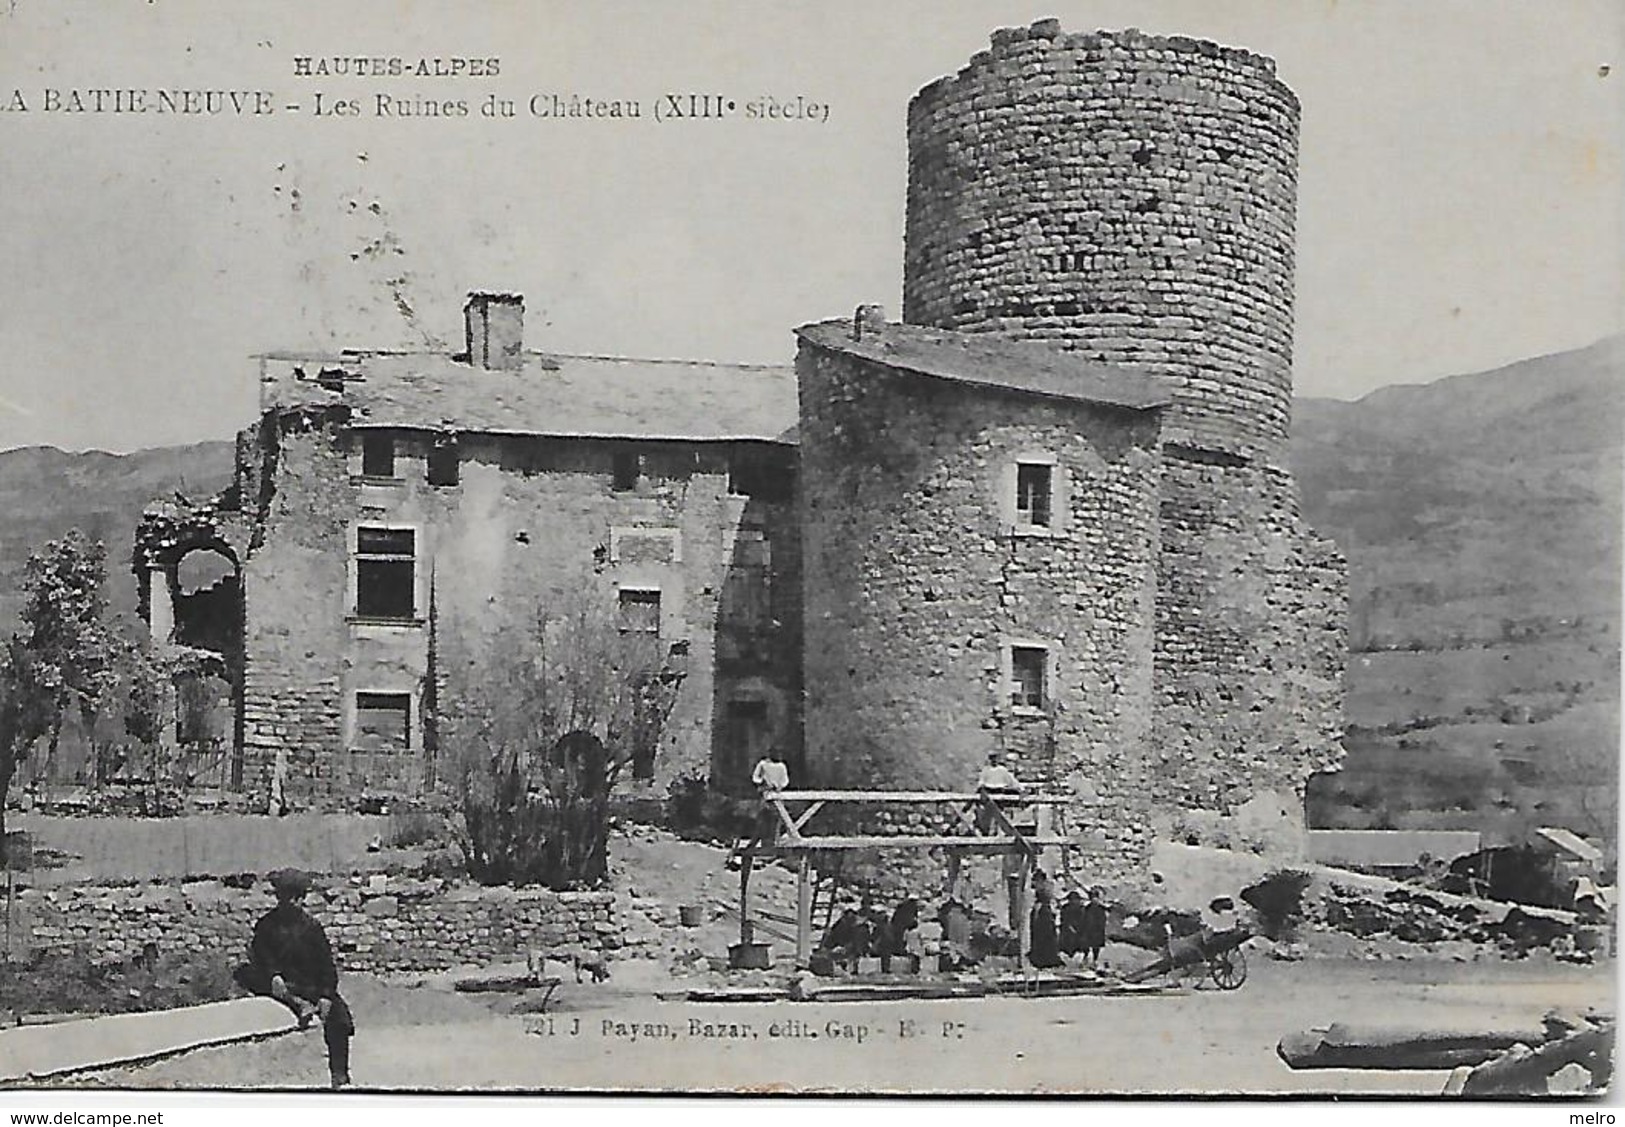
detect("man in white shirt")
[976,751,1020,793]
[751,750,790,794]
[975,751,1021,834]
[749,749,790,844]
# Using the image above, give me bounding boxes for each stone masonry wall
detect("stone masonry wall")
[1151,454,1347,819]
[904,21,1298,461]
[901,23,1347,856]
[797,336,1163,876]
[238,405,799,807]
[18,879,618,973]
[240,411,354,801]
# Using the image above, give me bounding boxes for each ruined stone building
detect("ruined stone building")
[137,23,1345,871]
[138,293,802,803]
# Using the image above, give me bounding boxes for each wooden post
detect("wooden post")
[1014,851,1031,965]
[738,852,753,946]
[796,853,812,966]
[945,850,962,900]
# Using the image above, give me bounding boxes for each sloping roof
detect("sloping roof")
[1307,829,1483,868]
[795,318,1174,412]
[1535,827,1603,865]
[260,351,798,443]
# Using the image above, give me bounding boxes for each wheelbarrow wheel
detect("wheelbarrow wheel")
[1209,947,1247,990]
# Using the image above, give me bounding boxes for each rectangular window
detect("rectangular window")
[427,440,460,486]
[361,433,396,479]
[618,587,661,635]
[612,450,642,492]
[1010,645,1048,710]
[1015,463,1053,528]
[356,526,416,620]
[354,692,410,752]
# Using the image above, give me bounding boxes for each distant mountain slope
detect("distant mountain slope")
[0,442,235,633]
[1292,334,1623,849]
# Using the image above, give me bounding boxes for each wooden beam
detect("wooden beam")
[770,790,1077,804]
[796,854,812,967]
[790,800,826,834]
[738,852,753,946]
[751,835,1088,853]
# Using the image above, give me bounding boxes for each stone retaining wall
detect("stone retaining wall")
[16,878,618,973]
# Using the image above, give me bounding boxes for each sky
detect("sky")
[0,0,1620,453]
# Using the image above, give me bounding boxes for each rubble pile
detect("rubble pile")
[1307,883,1583,959]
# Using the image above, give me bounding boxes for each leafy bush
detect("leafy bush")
[445,594,685,889]
[665,772,753,843]
[1240,869,1314,940]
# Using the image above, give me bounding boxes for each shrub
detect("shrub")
[665,772,753,843]
[1241,868,1314,940]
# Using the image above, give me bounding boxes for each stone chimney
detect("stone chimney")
[852,303,887,341]
[464,292,524,370]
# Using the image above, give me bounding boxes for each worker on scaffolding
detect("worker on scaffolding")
[748,747,790,844]
[974,751,1022,833]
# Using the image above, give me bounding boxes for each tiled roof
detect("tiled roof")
[259,351,798,443]
[795,318,1174,412]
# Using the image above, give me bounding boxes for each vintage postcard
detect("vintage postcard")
[0,0,1618,1111]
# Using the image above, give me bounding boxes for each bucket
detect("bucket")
[728,942,773,970]
[678,905,704,927]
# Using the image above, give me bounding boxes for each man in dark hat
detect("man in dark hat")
[234,868,355,1089]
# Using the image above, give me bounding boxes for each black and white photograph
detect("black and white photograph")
[0,0,1618,1108]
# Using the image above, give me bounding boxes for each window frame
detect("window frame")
[350,522,421,624]
[998,451,1069,538]
[611,449,643,493]
[617,585,663,636]
[350,689,414,754]
[1015,462,1054,529]
[359,432,399,481]
[1001,638,1057,716]
[427,436,460,487]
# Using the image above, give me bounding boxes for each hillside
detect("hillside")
[1292,334,1623,849]
[0,442,235,634]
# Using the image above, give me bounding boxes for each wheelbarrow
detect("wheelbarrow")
[1122,926,1250,990]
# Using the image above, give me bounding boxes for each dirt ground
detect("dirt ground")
[45,953,1612,1096]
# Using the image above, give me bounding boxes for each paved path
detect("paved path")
[0,998,295,1082]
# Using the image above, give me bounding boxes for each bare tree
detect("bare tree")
[444,594,685,888]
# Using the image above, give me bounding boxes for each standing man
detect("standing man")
[749,747,790,845]
[1080,886,1109,968]
[974,751,1021,833]
[234,868,355,1089]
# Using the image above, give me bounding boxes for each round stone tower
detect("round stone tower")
[904,21,1299,460]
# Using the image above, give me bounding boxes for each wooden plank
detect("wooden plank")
[790,800,826,833]
[772,790,1075,803]
[796,853,812,967]
[753,834,1089,852]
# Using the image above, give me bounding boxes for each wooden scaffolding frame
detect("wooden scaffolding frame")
[732,789,1092,967]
